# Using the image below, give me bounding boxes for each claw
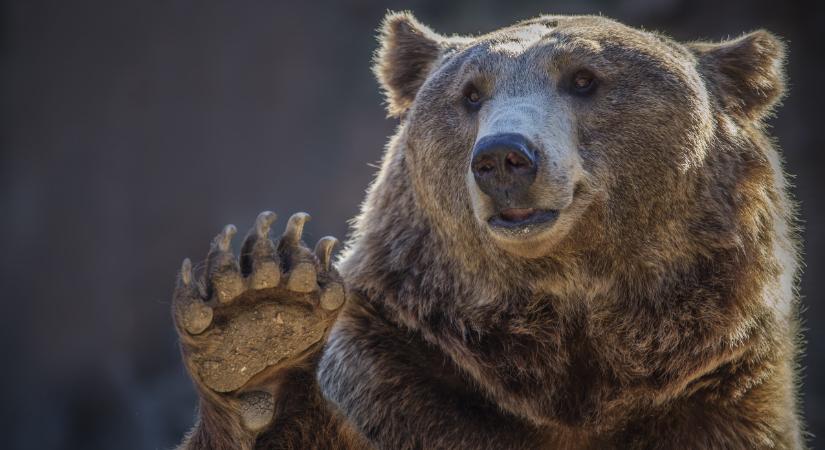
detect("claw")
[241,212,281,285]
[255,211,277,238]
[214,224,237,252]
[174,258,213,335]
[181,258,193,285]
[282,212,310,244]
[207,224,243,304]
[314,236,339,272]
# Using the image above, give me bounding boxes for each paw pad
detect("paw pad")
[172,211,348,393]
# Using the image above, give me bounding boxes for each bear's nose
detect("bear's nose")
[471,133,538,203]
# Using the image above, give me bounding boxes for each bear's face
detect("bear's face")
[375,14,784,259]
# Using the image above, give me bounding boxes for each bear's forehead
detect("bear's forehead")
[482,24,556,55]
[465,16,674,58]
[449,16,687,75]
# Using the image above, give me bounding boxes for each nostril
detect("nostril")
[505,151,530,169]
[473,157,496,175]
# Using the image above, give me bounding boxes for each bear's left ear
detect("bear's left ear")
[374,12,446,118]
[689,31,787,120]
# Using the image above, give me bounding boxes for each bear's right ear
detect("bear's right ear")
[374,12,446,118]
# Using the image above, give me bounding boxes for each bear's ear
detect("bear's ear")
[689,31,787,121]
[374,12,446,118]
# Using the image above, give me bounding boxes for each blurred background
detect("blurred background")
[1,0,822,448]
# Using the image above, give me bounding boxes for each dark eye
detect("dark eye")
[463,84,483,110]
[571,70,597,95]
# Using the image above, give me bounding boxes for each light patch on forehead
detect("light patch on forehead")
[485,29,606,72]
[544,32,603,51]
[488,25,551,55]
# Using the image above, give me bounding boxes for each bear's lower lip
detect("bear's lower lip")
[488,208,559,234]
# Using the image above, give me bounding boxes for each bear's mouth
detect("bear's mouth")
[488,208,559,234]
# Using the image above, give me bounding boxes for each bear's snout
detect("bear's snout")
[471,133,538,205]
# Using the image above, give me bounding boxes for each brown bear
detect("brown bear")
[171,12,804,450]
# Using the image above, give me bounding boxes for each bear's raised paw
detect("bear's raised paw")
[173,211,345,394]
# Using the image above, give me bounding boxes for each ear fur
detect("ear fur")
[374,12,445,118]
[689,31,787,120]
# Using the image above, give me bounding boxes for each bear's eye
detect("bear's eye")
[571,70,597,95]
[463,84,483,111]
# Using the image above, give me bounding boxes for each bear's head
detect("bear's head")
[371,12,785,261]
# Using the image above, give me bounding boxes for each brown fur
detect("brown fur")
[178,12,804,449]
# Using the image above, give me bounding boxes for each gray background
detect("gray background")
[1,0,822,448]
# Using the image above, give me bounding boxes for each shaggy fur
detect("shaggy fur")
[176,12,803,450]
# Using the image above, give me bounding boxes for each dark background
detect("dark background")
[1,1,822,448]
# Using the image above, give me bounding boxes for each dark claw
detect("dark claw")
[214,224,237,252]
[255,211,277,238]
[282,212,310,244]
[181,257,193,285]
[207,225,243,304]
[241,212,282,287]
[279,212,317,293]
[175,258,213,334]
[314,236,339,272]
